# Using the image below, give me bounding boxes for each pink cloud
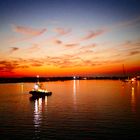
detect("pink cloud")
[80,43,97,50]
[28,44,41,52]
[10,25,47,43]
[81,29,106,41]
[45,39,63,46]
[54,27,71,36]
[13,25,46,36]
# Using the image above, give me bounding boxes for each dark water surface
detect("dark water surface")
[0,80,140,139]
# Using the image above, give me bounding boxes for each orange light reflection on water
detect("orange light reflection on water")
[131,86,136,113]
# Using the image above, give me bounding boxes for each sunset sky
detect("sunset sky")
[0,0,140,77]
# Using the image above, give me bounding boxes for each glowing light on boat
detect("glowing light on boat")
[131,77,136,82]
[34,84,39,90]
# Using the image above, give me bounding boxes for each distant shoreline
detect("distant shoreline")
[0,76,139,83]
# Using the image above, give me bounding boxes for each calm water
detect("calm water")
[0,80,140,140]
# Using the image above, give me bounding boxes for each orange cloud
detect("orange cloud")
[0,60,15,73]
[129,51,140,56]
[0,54,138,77]
[29,59,44,67]
[65,43,79,48]
[0,60,29,73]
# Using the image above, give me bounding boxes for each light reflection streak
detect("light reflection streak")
[73,79,76,110]
[73,80,76,96]
[34,98,42,128]
[34,99,41,128]
[73,80,79,110]
[32,96,48,132]
[131,86,136,113]
[45,96,48,106]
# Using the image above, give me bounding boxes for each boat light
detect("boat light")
[34,84,38,90]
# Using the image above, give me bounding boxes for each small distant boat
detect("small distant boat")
[29,75,52,97]
[122,64,131,82]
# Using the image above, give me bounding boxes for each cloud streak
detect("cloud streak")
[28,44,41,52]
[54,27,71,36]
[9,47,19,53]
[13,25,46,36]
[81,30,106,41]
[65,43,79,48]
[0,59,30,73]
[0,60,19,73]
[129,51,140,56]
[10,25,47,43]
[118,40,140,57]
[109,16,140,31]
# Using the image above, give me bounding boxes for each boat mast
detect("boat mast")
[37,75,39,84]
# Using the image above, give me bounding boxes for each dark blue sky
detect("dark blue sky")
[1,0,140,24]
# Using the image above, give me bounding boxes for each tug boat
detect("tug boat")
[29,89,52,97]
[29,76,52,97]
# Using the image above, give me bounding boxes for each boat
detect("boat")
[29,90,52,96]
[29,75,52,97]
[122,64,131,82]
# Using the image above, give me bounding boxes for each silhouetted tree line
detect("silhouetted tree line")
[0,76,139,83]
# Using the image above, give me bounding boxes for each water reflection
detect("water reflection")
[34,98,42,128]
[30,96,48,136]
[21,83,24,93]
[1,80,140,139]
[73,80,79,110]
[73,80,76,102]
[131,86,136,113]
[131,81,140,113]
[121,81,138,114]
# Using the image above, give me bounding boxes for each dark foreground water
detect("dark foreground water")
[0,80,140,140]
